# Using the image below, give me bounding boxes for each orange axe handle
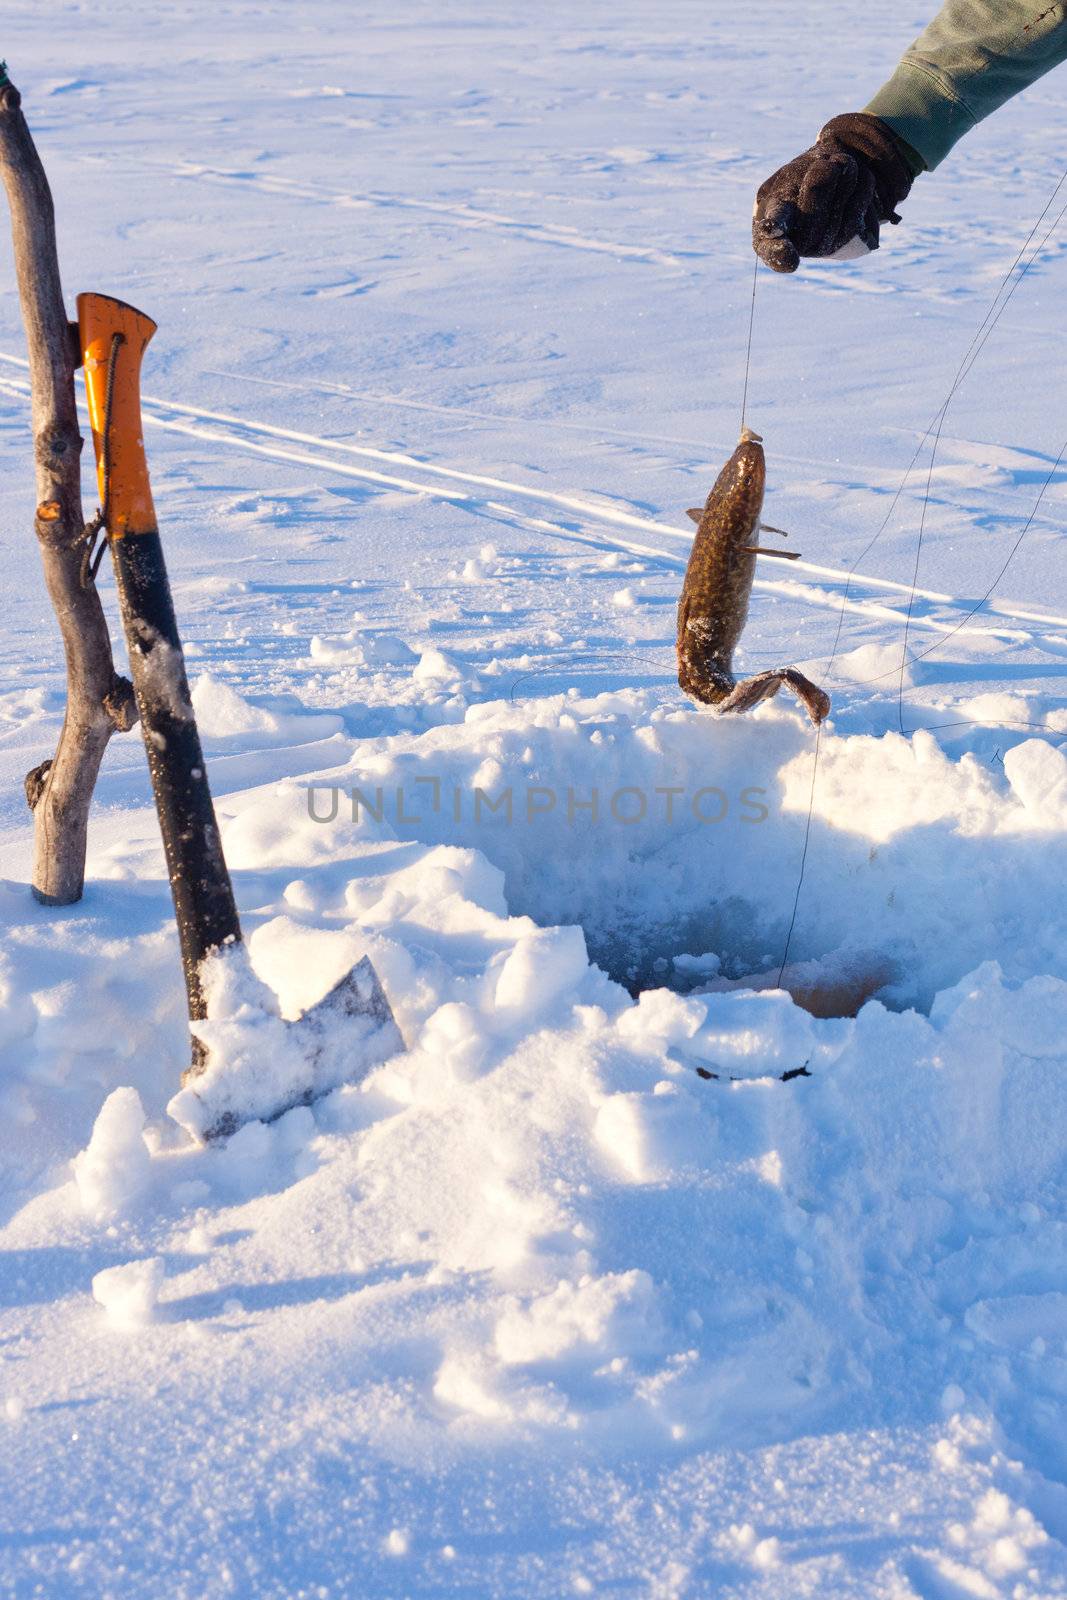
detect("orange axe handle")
[76,292,242,1029]
[77,292,158,536]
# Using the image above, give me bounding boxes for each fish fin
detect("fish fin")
[717,667,830,726]
[741,546,802,560]
[716,672,783,716]
[759,522,790,537]
[686,508,703,524]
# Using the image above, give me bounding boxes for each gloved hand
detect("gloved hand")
[752,113,918,273]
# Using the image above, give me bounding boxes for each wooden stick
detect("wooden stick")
[0,71,134,904]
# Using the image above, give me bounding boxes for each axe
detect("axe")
[77,293,403,1140]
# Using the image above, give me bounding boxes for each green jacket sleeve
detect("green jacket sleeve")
[865,0,1067,170]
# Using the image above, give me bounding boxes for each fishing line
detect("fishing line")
[895,188,1067,731]
[775,168,1067,983]
[837,432,1067,692]
[774,719,822,987]
[823,171,1067,684]
[739,255,759,432]
[906,437,1067,677]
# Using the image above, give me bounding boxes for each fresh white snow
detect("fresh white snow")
[1,2,1067,1595]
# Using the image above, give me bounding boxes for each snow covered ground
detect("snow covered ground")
[2,2,1067,1594]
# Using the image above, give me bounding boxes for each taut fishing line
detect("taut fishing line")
[759,168,1067,984]
[739,254,759,434]
[842,429,1067,695]
[824,170,1067,685]
[894,189,1067,733]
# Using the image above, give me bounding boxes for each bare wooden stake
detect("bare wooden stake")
[0,72,134,904]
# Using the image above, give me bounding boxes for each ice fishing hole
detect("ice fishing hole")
[339,699,1049,1019]
[339,788,908,1020]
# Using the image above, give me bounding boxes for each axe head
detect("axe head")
[77,292,158,537]
[167,947,405,1143]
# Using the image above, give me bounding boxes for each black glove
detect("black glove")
[752,113,918,274]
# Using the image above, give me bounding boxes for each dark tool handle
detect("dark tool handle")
[78,292,242,1027]
[111,530,241,1018]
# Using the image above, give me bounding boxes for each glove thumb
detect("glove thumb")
[752,197,801,273]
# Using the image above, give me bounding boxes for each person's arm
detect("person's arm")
[867,0,1067,170]
[753,0,1067,272]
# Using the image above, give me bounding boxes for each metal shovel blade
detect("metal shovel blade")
[286,955,404,1111]
[168,952,405,1142]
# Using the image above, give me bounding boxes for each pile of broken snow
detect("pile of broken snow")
[2,686,1067,1590]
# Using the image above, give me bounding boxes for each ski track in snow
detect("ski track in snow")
[1,355,1063,672]
[166,160,689,270]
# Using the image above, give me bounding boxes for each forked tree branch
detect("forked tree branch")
[0,70,134,904]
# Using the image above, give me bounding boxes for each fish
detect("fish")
[676,427,830,725]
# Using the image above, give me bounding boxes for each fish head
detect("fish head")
[731,428,766,503]
[700,427,766,555]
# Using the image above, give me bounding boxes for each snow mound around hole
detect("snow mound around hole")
[7,721,1067,1580]
[191,671,343,747]
[309,629,418,668]
[333,689,1067,1012]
